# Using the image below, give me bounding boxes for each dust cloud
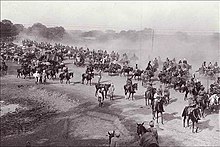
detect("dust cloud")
[15,31,219,70]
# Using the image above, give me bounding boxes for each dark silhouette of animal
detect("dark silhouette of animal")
[17,68,23,78]
[133,69,144,80]
[46,69,56,80]
[145,88,156,106]
[124,83,138,100]
[69,71,74,78]
[120,66,133,76]
[95,83,111,98]
[208,94,220,113]
[65,72,71,84]
[1,64,8,75]
[82,73,94,85]
[182,106,201,133]
[59,72,65,84]
[152,97,166,124]
[137,123,159,147]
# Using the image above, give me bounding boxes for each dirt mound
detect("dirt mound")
[0,76,78,138]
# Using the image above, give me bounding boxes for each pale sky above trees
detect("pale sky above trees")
[1,1,219,33]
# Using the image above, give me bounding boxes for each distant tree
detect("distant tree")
[14,24,24,33]
[0,19,22,38]
[27,23,66,40]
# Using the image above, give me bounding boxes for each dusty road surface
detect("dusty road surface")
[1,60,219,147]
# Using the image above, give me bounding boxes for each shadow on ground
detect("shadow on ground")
[163,112,181,123]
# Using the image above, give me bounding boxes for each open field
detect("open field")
[0,60,219,146]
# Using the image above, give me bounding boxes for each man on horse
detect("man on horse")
[146,61,153,71]
[158,85,163,96]
[139,124,159,147]
[208,62,213,70]
[126,76,133,89]
[152,89,165,113]
[145,82,154,106]
[197,86,206,107]
[86,65,92,74]
[147,121,158,143]
[164,86,170,104]
[33,70,40,84]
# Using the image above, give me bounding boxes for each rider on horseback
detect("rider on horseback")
[147,121,158,143]
[86,65,92,74]
[153,58,159,68]
[126,76,133,87]
[208,62,213,70]
[134,64,138,73]
[197,86,206,107]
[2,60,6,66]
[158,85,163,96]
[146,61,152,71]
[153,90,162,104]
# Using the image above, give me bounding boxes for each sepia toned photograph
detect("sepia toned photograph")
[0,1,219,146]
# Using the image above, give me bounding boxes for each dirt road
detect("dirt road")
[1,60,219,146]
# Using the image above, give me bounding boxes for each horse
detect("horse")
[208,94,220,113]
[95,83,111,99]
[181,105,201,133]
[21,68,31,79]
[145,88,156,106]
[1,64,8,75]
[120,66,133,76]
[41,72,47,84]
[196,94,209,118]
[45,69,56,80]
[69,71,74,78]
[133,69,144,80]
[17,68,23,78]
[59,72,65,84]
[82,73,94,85]
[152,97,166,124]
[137,123,159,147]
[124,83,138,100]
[163,89,170,104]
[65,72,71,84]
[142,70,154,85]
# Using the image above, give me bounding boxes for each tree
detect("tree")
[0,19,21,38]
[26,23,66,41]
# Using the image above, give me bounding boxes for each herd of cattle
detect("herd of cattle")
[1,39,220,136]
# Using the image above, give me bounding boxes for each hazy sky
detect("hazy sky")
[1,1,219,32]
